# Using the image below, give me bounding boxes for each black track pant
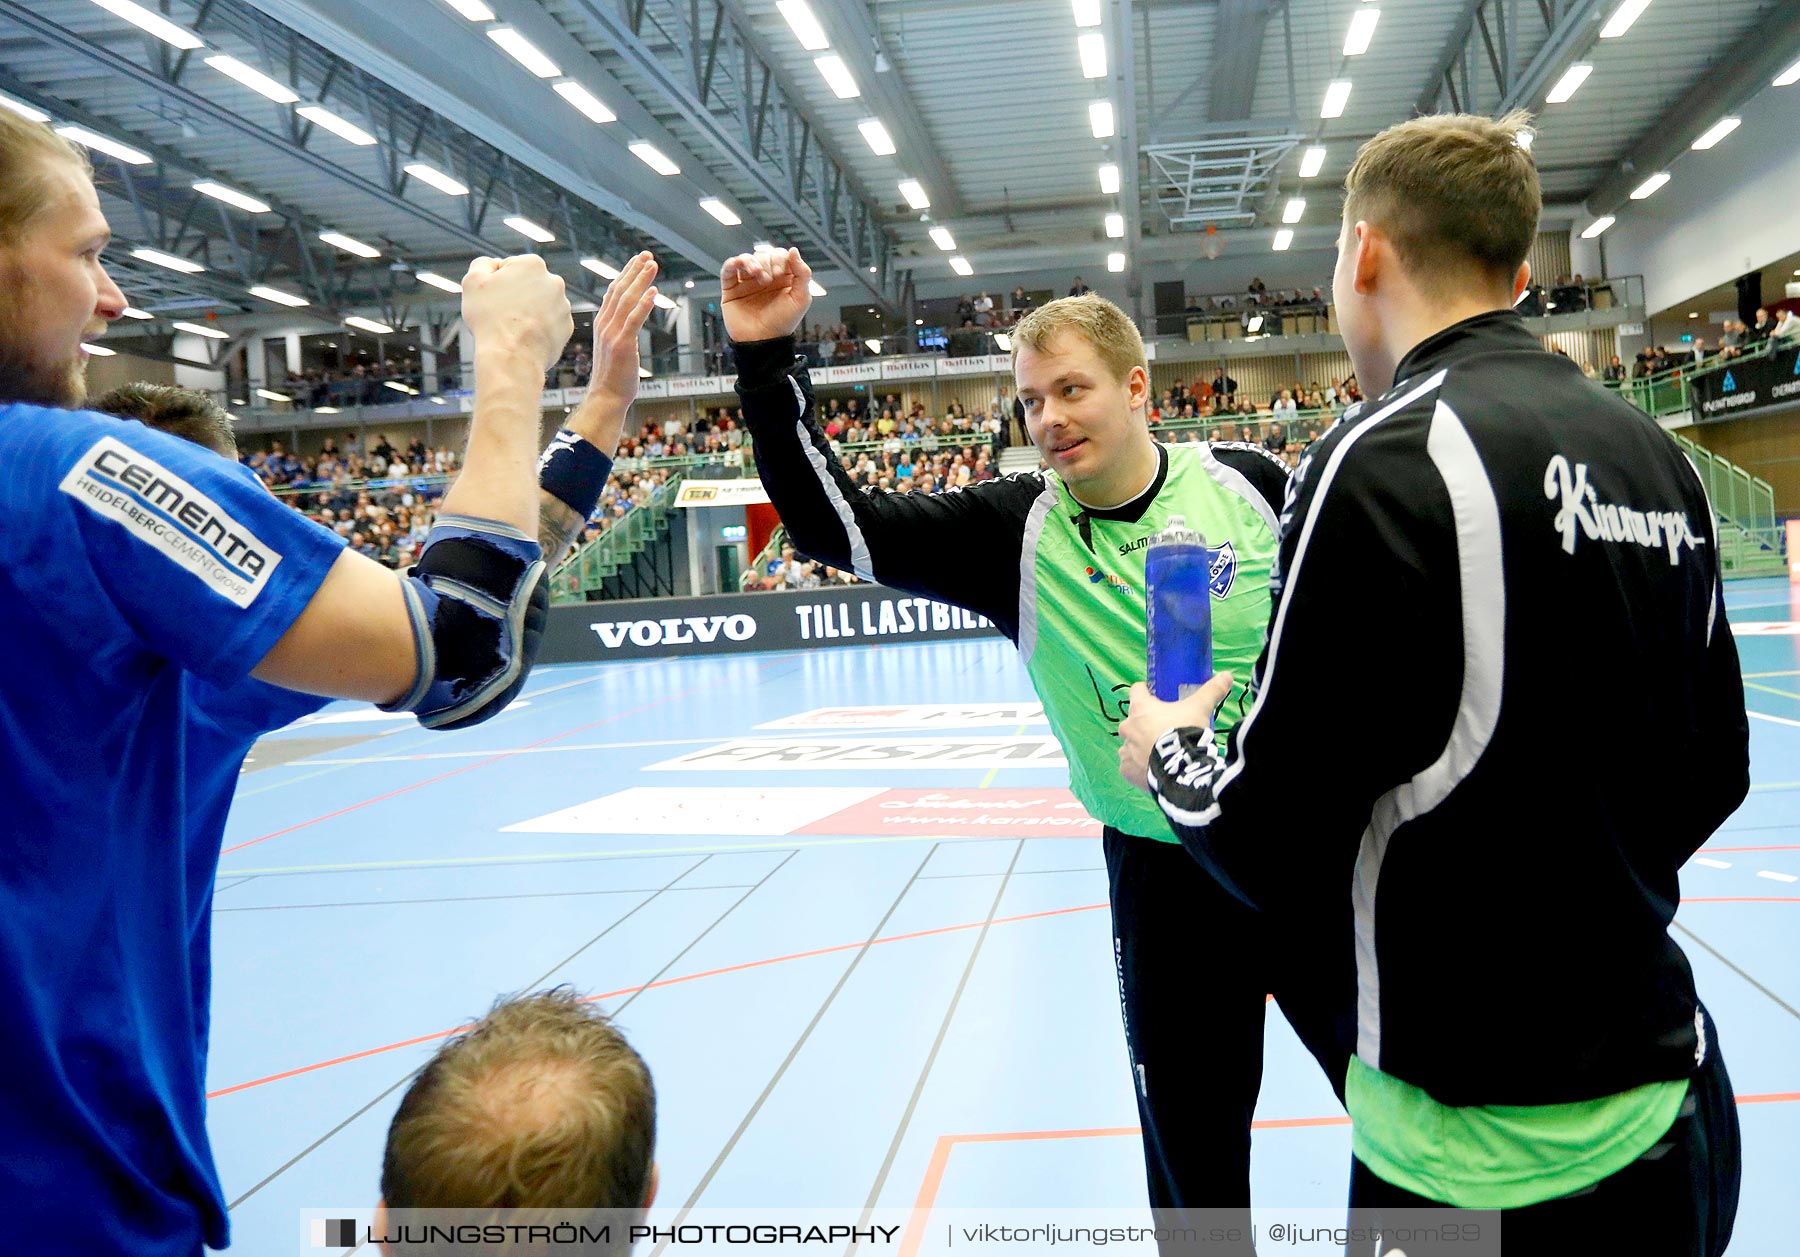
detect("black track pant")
[1346,1006,1739,1257]
[1104,828,1350,1253]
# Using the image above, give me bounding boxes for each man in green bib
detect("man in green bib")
[721,246,1346,1235]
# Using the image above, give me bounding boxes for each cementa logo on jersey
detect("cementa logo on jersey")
[59,436,281,608]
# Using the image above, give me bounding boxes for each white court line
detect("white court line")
[285,737,722,765]
[216,830,1069,878]
[1756,870,1799,884]
[1692,857,1733,869]
[1749,711,1800,730]
[1725,601,1798,613]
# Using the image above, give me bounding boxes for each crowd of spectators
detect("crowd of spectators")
[281,358,438,409]
[1625,306,1800,379]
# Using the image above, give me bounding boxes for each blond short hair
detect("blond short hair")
[1011,293,1147,383]
[381,989,655,1211]
[0,103,88,245]
[1343,111,1540,295]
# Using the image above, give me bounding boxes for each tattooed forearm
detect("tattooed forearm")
[538,491,587,566]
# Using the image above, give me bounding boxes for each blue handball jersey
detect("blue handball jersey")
[0,404,344,1255]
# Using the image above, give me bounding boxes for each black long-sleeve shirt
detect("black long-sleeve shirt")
[1147,311,1749,1107]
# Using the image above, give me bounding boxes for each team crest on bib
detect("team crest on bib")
[1207,541,1237,598]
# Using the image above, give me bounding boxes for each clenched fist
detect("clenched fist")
[720,246,814,343]
[461,254,573,374]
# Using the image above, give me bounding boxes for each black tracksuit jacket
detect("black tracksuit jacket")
[1146,310,1750,1107]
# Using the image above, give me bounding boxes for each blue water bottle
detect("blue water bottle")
[1145,515,1214,701]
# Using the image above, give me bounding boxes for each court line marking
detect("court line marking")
[217,832,1082,879]
[1672,921,1800,1027]
[850,841,1028,1255]
[1691,858,1734,869]
[221,658,794,856]
[231,664,640,799]
[269,737,720,765]
[224,854,717,1207]
[978,723,1030,789]
[1745,671,1800,679]
[1703,844,1800,853]
[208,899,1111,1101]
[895,1091,1800,1257]
[1756,871,1800,884]
[653,844,944,1253]
[1750,711,1800,730]
[1744,681,1800,701]
[210,885,755,913]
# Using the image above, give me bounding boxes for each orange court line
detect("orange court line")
[207,901,1111,1099]
[899,1094,1800,1256]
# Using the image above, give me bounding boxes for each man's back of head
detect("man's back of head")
[381,989,656,1213]
[91,382,240,460]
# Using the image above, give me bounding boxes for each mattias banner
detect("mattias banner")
[539,585,1002,663]
[1690,343,1800,422]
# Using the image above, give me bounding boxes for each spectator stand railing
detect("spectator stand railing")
[550,473,685,604]
[1606,337,1779,420]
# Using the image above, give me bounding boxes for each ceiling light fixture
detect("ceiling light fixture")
[204,55,300,103]
[1089,100,1116,138]
[320,231,380,258]
[416,270,463,293]
[553,81,616,124]
[256,388,293,402]
[55,126,151,164]
[949,257,973,276]
[1580,216,1615,238]
[487,28,561,78]
[1283,197,1305,224]
[132,247,204,273]
[1599,0,1652,39]
[815,54,861,98]
[1107,252,1126,272]
[1272,229,1293,251]
[1299,146,1326,178]
[1105,212,1125,238]
[120,306,154,319]
[1343,7,1380,56]
[928,226,956,250]
[1099,163,1120,194]
[1320,79,1352,118]
[1629,171,1669,199]
[776,0,831,51]
[296,105,376,146]
[858,118,897,155]
[442,0,495,19]
[403,162,470,195]
[1690,117,1740,150]
[898,179,931,209]
[699,197,742,225]
[1545,63,1593,104]
[172,320,230,339]
[192,180,271,214]
[87,0,203,50]
[248,285,308,307]
[628,141,680,176]
[1078,32,1108,79]
[503,215,556,243]
[0,94,51,123]
[581,258,622,280]
[345,315,394,334]
[1072,0,1102,26]
[80,342,117,357]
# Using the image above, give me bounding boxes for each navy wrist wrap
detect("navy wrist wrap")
[538,429,613,520]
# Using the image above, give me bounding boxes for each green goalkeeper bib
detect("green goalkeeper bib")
[1019,443,1281,839]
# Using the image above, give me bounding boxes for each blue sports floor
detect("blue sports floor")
[207,578,1800,1254]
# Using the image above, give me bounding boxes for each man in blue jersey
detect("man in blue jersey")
[0,109,655,1255]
